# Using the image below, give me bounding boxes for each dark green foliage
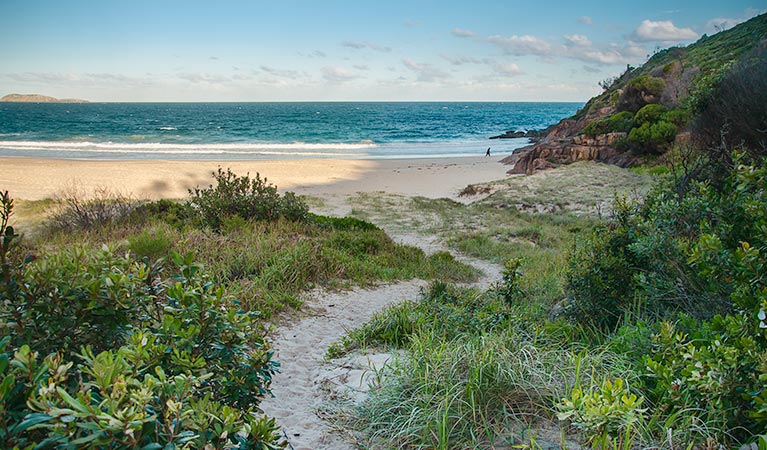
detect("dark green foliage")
[308,213,381,232]
[693,45,767,157]
[627,121,677,152]
[0,243,284,448]
[617,75,665,113]
[129,198,192,228]
[188,167,309,229]
[659,107,690,127]
[633,104,668,126]
[566,154,767,444]
[127,225,175,259]
[495,258,524,305]
[565,204,641,330]
[582,111,635,138]
[606,111,635,133]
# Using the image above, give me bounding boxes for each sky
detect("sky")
[0,1,763,102]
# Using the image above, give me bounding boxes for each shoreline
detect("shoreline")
[0,155,510,202]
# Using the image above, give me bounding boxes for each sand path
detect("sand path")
[259,227,501,450]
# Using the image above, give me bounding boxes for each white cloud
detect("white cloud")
[259,65,302,79]
[492,63,524,77]
[353,64,370,71]
[451,28,476,38]
[572,48,627,64]
[486,32,638,65]
[341,40,392,52]
[402,59,449,82]
[321,66,360,83]
[564,34,592,47]
[441,54,494,65]
[487,34,553,56]
[177,72,233,84]
[633,19,698,42]
[578,16,593,25]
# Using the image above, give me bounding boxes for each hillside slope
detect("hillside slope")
[503,13,767,174]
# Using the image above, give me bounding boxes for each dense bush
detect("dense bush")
[693,45,767,158]
[566,153,767,444]
[617,75,665,113]
[633,104,668,127]
[0,193,284,448]
[627,120,677,153]
[188,168,308,229]
[582,111,635,138]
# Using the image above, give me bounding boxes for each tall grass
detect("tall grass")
[330,281,640,448]
[345,328,636,449]
[34,198,479,320]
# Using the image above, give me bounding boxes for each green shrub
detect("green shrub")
[634,104,668,126]
[0,220,284,449]
[128,225,175,260]
[646,318,767,442]
[582,117,610,138]
[618,75,665,112]
[188,168,308,229]
[1,335,285,449]
[4,246,148,355]
[659,107,690,127]
[606,111,635,133]
[557,378,646,448]
[495,258,524,305]
[129,198,192,228]
[582,112,635,138]
[308,213,381,232]
[627,121,677,152]
[565,154,767,445]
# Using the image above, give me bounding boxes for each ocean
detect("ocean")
[0,102,580,160]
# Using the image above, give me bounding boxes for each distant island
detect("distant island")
[0,93,89,103]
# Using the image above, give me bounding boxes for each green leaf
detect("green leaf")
[14,413,52,433]
[0,374,15,399]
[56,387,90,414]
[70,432,106,445]
[141,444,163,450]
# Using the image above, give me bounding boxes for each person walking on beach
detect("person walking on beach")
[485,147,491,157]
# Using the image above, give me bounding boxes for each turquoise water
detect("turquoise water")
[0,102,580,160]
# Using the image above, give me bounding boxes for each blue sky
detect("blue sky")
[0,1,763,102]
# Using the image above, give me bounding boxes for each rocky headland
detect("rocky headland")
[0,93,89,103]
[500,13,766,174]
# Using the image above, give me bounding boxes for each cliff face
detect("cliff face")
[0,94,88,103]
[502,13,767,174]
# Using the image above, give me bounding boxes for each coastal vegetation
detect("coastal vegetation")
[0,170,476,449]
[328,155,767,448]
[324,16,767,450]
[1,12,765,450]
[506,13,766,174]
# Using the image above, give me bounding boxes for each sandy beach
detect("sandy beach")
[0,156,510,202]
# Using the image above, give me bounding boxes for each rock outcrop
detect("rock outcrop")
[500,106,639,175]
[500,13,767,175]
[0,94,88,103]
[489,128,547,141]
